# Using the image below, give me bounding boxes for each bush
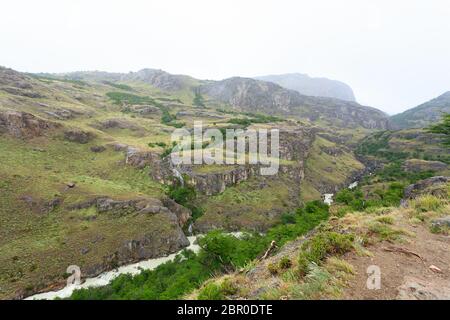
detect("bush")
[298,231,354,275]
[278,256,292,270]
[410,195,444,213]
[368,222,405,241]
[168,183,196,206]
[267,263,279,275]
[220,278,238,296]
[197,283,224,300]
[280,213,296,225]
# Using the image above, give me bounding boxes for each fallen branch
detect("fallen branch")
[260,240,277,260]
[382,246,424,262]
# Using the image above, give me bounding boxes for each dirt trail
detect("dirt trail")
[342,223,450,300]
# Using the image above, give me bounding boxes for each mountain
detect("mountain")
[59,70,389,130]
[55,68,200,92]
[200,77,390,130]
[254,73,356,102]
[391,91,450,129]
[1,65,448,300]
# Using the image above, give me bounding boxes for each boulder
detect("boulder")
[90,145,106,153]
[431,216,450,229]
[403,176,449,200]
[64,129,95,144]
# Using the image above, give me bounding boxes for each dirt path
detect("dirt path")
[342,223,450,300]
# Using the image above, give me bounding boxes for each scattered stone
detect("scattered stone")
[429,265,442,273]
[80,247,90,255]
[397,276,450,300]
[108,143,129,152]
[90,145,106,153]
[64,129,95,144]
[431,216,450,229]
[42,198,62,213]
[66,182,76,188]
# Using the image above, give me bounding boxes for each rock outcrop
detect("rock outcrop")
[199,77,390,130]
[403,176,450,200]
[0,110,60,138]
[67,196,191,227]
[64,129,95,144]
[403,159,448,173]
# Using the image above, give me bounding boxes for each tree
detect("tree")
[193,90,205,108]
[427,113,450,146]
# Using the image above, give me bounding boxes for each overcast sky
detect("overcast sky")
[1,0,449,114]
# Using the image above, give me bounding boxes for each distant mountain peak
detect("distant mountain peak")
[254,73,356,102]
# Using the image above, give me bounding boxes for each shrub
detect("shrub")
[280,213,296,225]
[410,195,444,213]
[220,278,238,296]
[368,222,405,241]
[168,183,196,206]
[278,256,292,270]
[298,231,354,275]
[267,263,279,275]
[197,283,224,300]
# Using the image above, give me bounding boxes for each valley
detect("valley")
[0,66,448,300]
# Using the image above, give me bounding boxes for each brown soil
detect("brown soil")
[342,223,450,300]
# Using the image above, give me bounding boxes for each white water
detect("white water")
[25,236,200,300]
[348,181,358,189]
[323,193,334,205]
[172,167,184,186]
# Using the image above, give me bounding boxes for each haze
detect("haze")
[1,0,449,114]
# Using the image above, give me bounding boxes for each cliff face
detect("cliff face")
[125,127,315,197]
[200,77,390,130]
[255,73,356,102]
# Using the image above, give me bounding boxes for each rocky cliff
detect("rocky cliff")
[199,77,390,130]
[255,73,356,102]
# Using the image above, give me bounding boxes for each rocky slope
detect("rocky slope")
[59,68,199,92]
[199,77,390,130]
[391,91,450,129]
[54,68,390,130]
[255,73,356,102]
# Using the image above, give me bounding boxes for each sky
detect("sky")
[1,0,449,115]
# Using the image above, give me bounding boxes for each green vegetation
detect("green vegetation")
[69,200,330,300]
[106,92,163,107]
[29,74,89,87]
[227,114,282,127]
[297,231,354,275]
[148,142,167,148]
[427,113,450,146]
[102,81,133,91]
[335,183,404,212]
[106,92,184,128]
[192,90,206,108]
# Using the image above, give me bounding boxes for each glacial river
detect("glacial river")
[25,236,200,300]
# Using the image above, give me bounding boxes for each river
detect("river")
[25,236,200,300]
